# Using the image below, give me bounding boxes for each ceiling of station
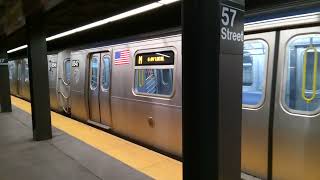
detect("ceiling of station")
[0,0,5,19]
[45,0,159,37]
[3,0,320,56]
[5,0,164,51]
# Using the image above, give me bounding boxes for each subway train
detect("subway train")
[8,12,320,180]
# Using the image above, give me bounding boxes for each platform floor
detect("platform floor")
[8,96,182,180]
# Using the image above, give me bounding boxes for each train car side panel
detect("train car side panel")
[111,35,182,156]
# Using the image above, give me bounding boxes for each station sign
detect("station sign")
[135,51,174,66]
[220,0,245,54]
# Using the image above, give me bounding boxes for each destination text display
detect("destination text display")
[135,51,174,66]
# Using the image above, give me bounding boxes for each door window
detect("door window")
[101,55,111,91]
[64,59,71,84]
[283,34,320,114]
[25,64,29,83]
[90,57,99,90]
[242,40,269,108]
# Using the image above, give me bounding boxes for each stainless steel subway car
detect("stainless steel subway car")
[8,58,30,101]
[8,12,320,180]
[243,13,320,180]
[10,35,182,156]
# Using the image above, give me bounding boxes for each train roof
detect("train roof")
[245,3,320,33]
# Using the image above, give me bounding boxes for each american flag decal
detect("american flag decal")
[114,49,130,65]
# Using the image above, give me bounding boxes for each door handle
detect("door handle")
[302,45,318,103]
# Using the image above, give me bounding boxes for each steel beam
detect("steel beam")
[25,11,52,141]
[182,0,244,179]
[0,36,12,112]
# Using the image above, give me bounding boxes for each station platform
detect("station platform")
[0,96,182,180]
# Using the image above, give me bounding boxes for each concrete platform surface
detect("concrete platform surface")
[0,106,152,180]
[10,96,182,180]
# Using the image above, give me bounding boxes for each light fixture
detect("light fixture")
[7,0,181,54]
[7,45,28,54]
[245,12,320,32]
[158,0,180,5]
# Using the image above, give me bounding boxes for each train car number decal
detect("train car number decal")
[72,60,80,67]
[51,62,57,68]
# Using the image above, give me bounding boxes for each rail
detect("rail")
[302,45,318,103]
[58,91,70,99]
[59,77,70,86]
[57,91,70,113]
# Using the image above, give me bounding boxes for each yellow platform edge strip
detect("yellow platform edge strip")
[11,96,182,180]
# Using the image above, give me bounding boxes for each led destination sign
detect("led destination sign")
[135,51,174,66]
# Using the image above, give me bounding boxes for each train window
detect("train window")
[90,57,99,90]
[134,50,174,97]
[242,40,268,107]
[101,55,111,90]
[64,59,71,84]
[283,34,320,114]
[134,69,173,96]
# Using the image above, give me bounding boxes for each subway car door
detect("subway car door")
[8,61,18,96]
[99,52,112,127]
[22,59,30,100]
[89,53,101,123]
[17,60,23,97]
[57,51,72,113]
[273,27,320,180]
[241,32,276,179]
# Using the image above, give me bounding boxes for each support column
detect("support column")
[182,0,244,179]
[26,11,52,141]
[0,36,12,112]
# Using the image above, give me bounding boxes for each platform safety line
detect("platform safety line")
[10,96,182,180]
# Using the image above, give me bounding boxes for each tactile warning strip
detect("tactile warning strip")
[11,96,182,180]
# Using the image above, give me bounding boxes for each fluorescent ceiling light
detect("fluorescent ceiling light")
[7,0,180,54]
[7,45,28,53]
[46,0,178,42]
[244,12,320,32]
[245,12,320,26]
[106,3,163,23]
[46,3,163,42]
[158,0,180,5]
